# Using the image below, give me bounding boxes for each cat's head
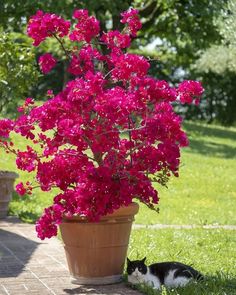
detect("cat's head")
[126,257,148,276]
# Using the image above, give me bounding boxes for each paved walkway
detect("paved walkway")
[0,217,141,295]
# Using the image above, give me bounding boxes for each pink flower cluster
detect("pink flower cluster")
[39,53,57,74]
[17,97,34,113]
[0,119,14,138]
[16,182,33,196]
[101,31,131,49]
[0,9,204,240]
[68,45,101,75]
[177,80,204,105]
[69,9,100,43]
[16,146,38,172]
[121,8,142,37]
[27,10,70,46]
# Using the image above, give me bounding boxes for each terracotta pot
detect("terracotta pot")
[59,202,139,285]
[0,171,19,218]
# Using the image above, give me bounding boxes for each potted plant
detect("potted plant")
[0,171,18,218]
[0,8,203,284]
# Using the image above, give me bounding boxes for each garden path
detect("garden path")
[0,216,142,295]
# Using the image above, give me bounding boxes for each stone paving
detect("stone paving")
[0,217,142,295]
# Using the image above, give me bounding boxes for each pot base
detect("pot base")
[71,274,122,285]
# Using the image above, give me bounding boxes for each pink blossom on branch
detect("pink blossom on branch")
[39,53,57,74]
[177,80,204,105]
[0,119,14,138]
[27,10,70,46]
[101,31,131,49]
[67,45,102,76]
[15,181,33,196]
[120,8,142,37]
[112,53,150,81]
[16,146,38,172]
[69,9,100,43]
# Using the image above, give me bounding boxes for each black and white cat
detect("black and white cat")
[127,257,203,290]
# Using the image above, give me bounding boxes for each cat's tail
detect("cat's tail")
[183,267,204,281]
[195,271,204,281]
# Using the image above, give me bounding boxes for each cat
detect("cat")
[127,257,203,290]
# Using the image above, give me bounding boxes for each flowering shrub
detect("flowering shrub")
[0,9,204,240]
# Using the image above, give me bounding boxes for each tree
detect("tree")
[194,0,236,125]
[0,1,133,115]
[0,31,39,116]
[0,0,228,122]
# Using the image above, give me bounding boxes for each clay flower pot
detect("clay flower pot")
[59,202,139,285]
[0,171,19,218]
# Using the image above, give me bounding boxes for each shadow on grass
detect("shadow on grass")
[182,122,236,159]
[186,139,236,159]
[184,121,236,141]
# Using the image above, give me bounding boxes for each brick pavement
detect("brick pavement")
[0,217,142,295]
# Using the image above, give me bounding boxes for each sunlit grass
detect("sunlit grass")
[127,227,236,295]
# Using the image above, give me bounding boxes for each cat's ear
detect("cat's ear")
[142,257,146,263]
[127,257,131,264]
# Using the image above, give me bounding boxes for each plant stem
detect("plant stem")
[128,115,133,167]
[51,33,70,60]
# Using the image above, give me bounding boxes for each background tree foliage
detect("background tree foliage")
[1,0,234,125]
[195,0,236,125]
[0,31,39,116]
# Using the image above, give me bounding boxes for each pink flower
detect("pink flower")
[17,97,35,113]
[112,53,150,81]
[25,97,34,105]
[177,80,204,105]
[15,182,32,196]
[101,31,131,49]
[120,8,142,37]
[68,45,102,76]
[36,204,63,239]
[16,146,38,172]
[27,10,71,46]
[0,119,14,138]
[69,9,100,43]
[39,53,57,74]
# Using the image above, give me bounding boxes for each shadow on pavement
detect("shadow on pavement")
[0,227,39,277]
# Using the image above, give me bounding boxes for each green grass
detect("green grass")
[127,228,236,295]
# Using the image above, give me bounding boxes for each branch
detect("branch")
[51,32,71,60]
[128,115,133,167]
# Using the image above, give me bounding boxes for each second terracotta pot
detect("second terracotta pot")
[0,171,18,218]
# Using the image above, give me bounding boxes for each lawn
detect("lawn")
[1,121,236,294]
[128,228,236,295]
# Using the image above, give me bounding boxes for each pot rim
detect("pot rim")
[61,202,139,222]
[0,171,19,179]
